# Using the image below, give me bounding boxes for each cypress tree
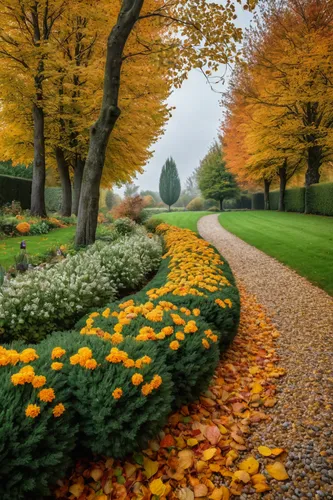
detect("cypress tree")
[159,157,181,211]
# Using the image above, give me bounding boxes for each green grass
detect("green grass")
[218,211,333,296]
[0,226,76,269]
[152,211,211,232]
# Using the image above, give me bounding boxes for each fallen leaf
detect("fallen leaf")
[238,456,260,475]
[264,397,277,407]
[233,470,251,483]
[251,473,267,485]
[177,487,195,500]
[209,486,230,500]
[271,448,284,456]
[254,482,271,493]
[258,445,272,457]
[143,457,158,479]
[68,483,84,498]
[187,438,199,447]
[178,449,194,469]
[149,478,166,496]
[202,447,217,461]
[266,462,289,481]
[205,425,222,445]
[90,468,103,481]
[160,434,175,448]
[251,382,263,394]
[194,483,208,497]
[124,462,137,478]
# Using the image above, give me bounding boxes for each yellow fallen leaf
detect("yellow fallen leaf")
[209,486,230,500]
[251,382,263,394]
[251,473,267,485]
[178,449,194,469]
[90,468,103,481]
[218,425,228,435]
[187,438,198,447]
[209,464,220,473]
[266,462,289,481]
[149,478,166,496]
[143,457,158,479]
[124,462,137,478]
[177,487,195,500]
[249,366,260,375]
[254,482,271,493]
[258,445,272,457]
[271,448,284,456]
[194,483,208,497]
[233,470,251,483]
[69,483,84,498]
[238,456,259,475]
[202,448,217,461]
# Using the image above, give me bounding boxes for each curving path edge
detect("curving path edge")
[198,214,333,499]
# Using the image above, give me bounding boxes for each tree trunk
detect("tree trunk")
[278,160,287,212]
[219,199,223,211]
[75,0,145,246]
[31,102,47,216]
[305,145,322,214]
[72,156,85,216]
[264,179,271,210]
[56,147,72,216]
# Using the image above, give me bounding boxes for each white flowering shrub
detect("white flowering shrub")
[0,230,162,342]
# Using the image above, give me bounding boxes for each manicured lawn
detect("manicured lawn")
[153,211,211,232]
[0,226,76,269]
[219,211,333,295]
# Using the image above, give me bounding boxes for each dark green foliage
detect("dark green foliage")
[29,221,50,235]
[285,187,305,212]
[223,194,252,210]
[252,192,265,210]
[144,217,162,233]
[0,161,33,179]
[0,175,32,209]
[0,347,78,500]
[114,217,135,235]
[105,190,114,210]
[269,191,279,210]
[45,187,62,212]
[307,182,333,216]
[159,157,181,209]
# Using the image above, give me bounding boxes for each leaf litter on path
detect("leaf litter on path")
[54,286,287,499]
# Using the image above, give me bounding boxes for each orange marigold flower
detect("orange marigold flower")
[51,362,63,371]
[78,347,92,361]
[85,359,97,370]
[184,321,198,333]
[156,332,166,340]
[53,403,65,417]
[111,332,124,345]
[25,404,41,418]
[192,308,201,316]
[11,373,27,385]
[141,355,152,365]
[106,347,128,364]
[132,373,144,386]
[89,312,100,318]
[124,358,135,368]
[70,354,81,365]
[224,298,232,308]
[102,308,111,318]
[16,222,30,234]
[171,314,186,326]
[114,323,123,333]
[151,374,162,389]
[112,388,123,399]
[161,326,174,336]
[169,341,180,351]
[215,298,226,309]
[20,348,39,363]
[38,388,56,403]
[51,347,66,360]
[119,299,134,309]
[175,331,185,341]
[202,339,210,349]
[141,383,153,396]
[32,375,47,388]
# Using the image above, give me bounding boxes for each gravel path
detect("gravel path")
[198,214,333,500]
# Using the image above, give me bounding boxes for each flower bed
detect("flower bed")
[0,224,240,499]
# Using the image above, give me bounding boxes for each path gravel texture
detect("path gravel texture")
[198,214,333,500]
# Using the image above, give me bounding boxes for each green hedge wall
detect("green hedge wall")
[0,175,32,209]
[45,187,62,212]
[252,192,265,210]
[269,190,279,210]
[284,187,305,212]
[307,183,333,216]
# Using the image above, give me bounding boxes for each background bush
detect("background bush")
[45,187,62,213]
[284,187,305,212]
[186,197,204,211]
[252,192,265,210]
[307,182,333,216]
[0,175,31,210]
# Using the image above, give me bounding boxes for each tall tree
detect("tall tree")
[75,0,258,245]
[159,157,181,211]
[197,141,239,210]
[124,183,139,198]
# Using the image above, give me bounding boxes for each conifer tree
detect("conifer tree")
[159,157,181,211]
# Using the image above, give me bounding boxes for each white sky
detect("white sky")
[117,4,253,194]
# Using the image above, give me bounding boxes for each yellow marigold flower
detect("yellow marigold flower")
[192,308,201,316]
[161,326,174,336]
[111,332,124,345]
[20,348,39,363]
[51,362,63,371]
[119,299,134,309]
[141,383,153,396]
[141,355,152,365]
[202,339,210,349]
[135,359,143,369]
[103,332,112,341]
[112,388,123,399]
[105,348,128,364]
[7,349,20,365]
[25,404,41,418]
[32,375,47,388]
[53,403,65,418]
[132,373,144,386]
[78,347,92,361]
[171,314,186,326]
[111,311,119,317]
[169,341,180,351]
[19,365,34,374]
[224,299,232,308]
[85,358,97,370]
[184,321,198,333]
[124,358,135,368]
[114,323,123,334]
[151,374,162,389]
[89,312,99,318]
[156,332,166,340]
[51,347,66,360]
[11,373,27,385]
[215,298,226,309]
[38,388,56,403]
[102,308,111,318]
[176,331,185,341]
[211,334,218,343]
[146,309,163,322]
[70,354,81,365]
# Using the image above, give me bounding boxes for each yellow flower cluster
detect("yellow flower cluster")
[70,347,97,370]
[142,375,163,396]
[0,346,20,366]
[105,347,152,369]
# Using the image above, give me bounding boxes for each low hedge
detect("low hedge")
[252,192,265,210]
[0,175,32,209]
[269,190,279,210]
[307,182,333,216]
[0,224,240,499]
[285,187,305,212]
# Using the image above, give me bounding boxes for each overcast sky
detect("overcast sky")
[118,4,253,194]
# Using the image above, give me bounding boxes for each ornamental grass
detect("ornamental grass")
[0,224,240,499]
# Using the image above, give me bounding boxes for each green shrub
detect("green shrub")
[186,197,204,211]
[0,346,78,500]
[45,187,62,212]
[307,182,333,216]
[285,187,305,212]
[0,161,32,179]
[144,217,162,233]
[29,221,50,235]
[252,192,265,210]
[269,191,279,210]
[0,216,18,235]
[0,175,31,210]
[114,217,135,235]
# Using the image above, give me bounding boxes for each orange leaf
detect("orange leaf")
[266,462,289,481]
[178,449,194,470]
[160,434,175,448]
[194,483,208,498]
